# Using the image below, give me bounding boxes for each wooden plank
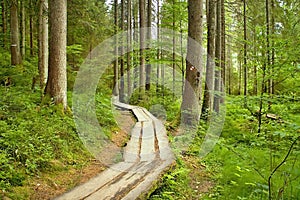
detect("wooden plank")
[54,162,134,200]
[86,161,157,200]
[123,122,142,161]
[140,121,156,161]
[132,107,149,122]
[55,100,175,200]
[122,159,174,200]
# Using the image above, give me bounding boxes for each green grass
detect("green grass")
[0,56,117,198]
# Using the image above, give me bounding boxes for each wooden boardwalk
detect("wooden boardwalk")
[54,96,174,200]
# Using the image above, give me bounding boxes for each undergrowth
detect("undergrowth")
[0,55,117,198]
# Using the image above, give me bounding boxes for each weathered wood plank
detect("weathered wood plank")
[55,96,174,200]
[132,107,149,122]
[123,123,141,162]
[54,162,134,200]
[140,121,156,161]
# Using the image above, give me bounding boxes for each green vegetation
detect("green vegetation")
[1,0,300,199]
[149,95,300,199]
[0,51,117,199]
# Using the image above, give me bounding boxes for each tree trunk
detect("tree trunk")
[181,0,203,126]
[133,0,139,90]
[201,0,215,118]
[120,0,125,102]
[172,0,175,98]
[38,0,49,90]
[20,0,26,58]
[258,0,270,133]
[29,0,34,56]
[243,0,247,96]
[45,0,67,109]
[227,37,232,95]
[270,0,275,94]
[213,0,221,113]
[113,0,119,96]
[266,0,270,95]
[127,0,132,99]
[10,0,22,65]
[1,0,6,47]
[145,0,151,91]
[139,0,146,96]
[180,18,184,96]
[253,27,258,95]
[156,0,160,93]
[220,0,225,103]
[238,58,242,95]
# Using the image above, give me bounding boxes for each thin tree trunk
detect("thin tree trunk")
[266,0,271,95]
[45,0,67,109]
[127,0,132,99]
[156,0,160,93]
[243,0,247,96]
[20,0,26,58]
[10,0,22,65]
[180,18,184,96]
[1,0,6,47]
[172,0,175,98]
[201,0,216,119]
[258,0,270,133]
[220,0,225,103]
[120,0,125,102]
[139,0,146,96]
[238,58,242,95]
[253,28,258,95]
[181,0,203,125]
[145,0,151,91]
[213,0,221,113]
[133,0,138,90]
[227,37,232,95]
[38,0,48,90]
[29,0,34,56]
[113,0,119,96]
[271,0,275,94]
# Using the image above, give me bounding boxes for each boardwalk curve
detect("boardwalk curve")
[55,96,174,200]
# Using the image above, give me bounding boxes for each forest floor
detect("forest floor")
[171,129,215,199]
[7,110,135,200]
[6,108,214,200]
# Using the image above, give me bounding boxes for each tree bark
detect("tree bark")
[133,0,139,90]
[238,58,242,95]
[1,0,6,47]
[156,0,160,93]
[120,0,125,102]
[213,0,221,113]
[45,0,67,109]
[181,0,203,125]
[38,0,49,90]
[145,0,152,91]
[270,0,275,94]
[201,0,215,118]
[220,0,225,103]
[266,0,270,95]
[243,0,247,96]
[227,37,232,95]
[127,0,132,99]
[253,27,258,95]
[10,0,22,65]
[113,0,119,96]
[20,0,26,58]
[172,0,175,98]
[139,0,146,96]
[29,0,34,56]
